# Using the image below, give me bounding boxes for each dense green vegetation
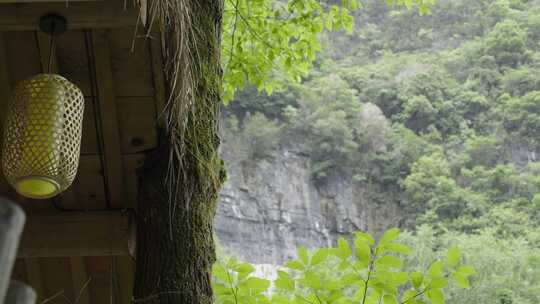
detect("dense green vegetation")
[219,0,540,303]
[222,0,435,101]
[214,229,474,304]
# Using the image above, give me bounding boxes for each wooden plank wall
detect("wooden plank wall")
[0,4,160,301]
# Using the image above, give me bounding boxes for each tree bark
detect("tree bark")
[133,1,225,303]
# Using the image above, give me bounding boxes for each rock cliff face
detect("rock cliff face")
[214,148,403,265]
[508,140,539,167]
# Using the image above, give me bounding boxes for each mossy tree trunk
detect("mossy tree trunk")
[133,1,225,303]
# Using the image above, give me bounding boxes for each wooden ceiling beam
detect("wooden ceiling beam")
[23,259,44,303]
[0,0,101,3]
[90,29,126,208]
[0,33,11,140]
[115,256,135,304]
[69,257,91,304]
[18,211,130,258]
[0,0,138,31]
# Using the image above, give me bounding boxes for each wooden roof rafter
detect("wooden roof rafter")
[18,211,130,258]
[0,0,159,302]
[90,29,126,209]
[0,0,138,31]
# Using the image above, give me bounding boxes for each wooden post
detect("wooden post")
[0,198,26,304]
[5,281,36,304]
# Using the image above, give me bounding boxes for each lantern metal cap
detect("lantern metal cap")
[39,14,67,36]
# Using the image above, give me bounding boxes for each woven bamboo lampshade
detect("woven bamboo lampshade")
[1,74,85,199]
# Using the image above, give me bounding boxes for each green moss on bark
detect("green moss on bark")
[134,1,225,303]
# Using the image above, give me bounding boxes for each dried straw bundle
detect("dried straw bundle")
[141,0,223,216]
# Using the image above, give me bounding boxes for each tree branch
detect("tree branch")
[400,288,429,304]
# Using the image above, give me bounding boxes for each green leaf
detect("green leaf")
[447,246,460,268]
[275,271,295,291]
[213,282,232,296]
[236,263,255,279]
[452,272,470,289]
[354,260,369,270]
[341,273,362,285]
[372,281,397,296]
[343,12,354,33]
[243,277,270,293]
[350,0,361,10]
[427,289,444,304]
[428,261,445,278]
[335,238,352,260]
[383,295,398,304]
[379,228,400,246]
[375,256,403,269]
[430,277,448,289]
[339,260,350,270]
[381,243,412,255]
[286,260,305,271]
[298,246,309,265]
[411,272,424,289]
[387,272,409,286]
[366,290,382,304]
[325,16,333,30]
[311,248,329,266]
[327,289,345,302]
[402,289,418,303]
[353,283,366,300]
[304,271,322,290]
[324,280,342,291]
[212,263,229,282]
[354,232,375,246]
[384,275,401,290]
[355,239,371,263]
[456,265,476,277]
[271,295,291,304]
[235,263,255,274]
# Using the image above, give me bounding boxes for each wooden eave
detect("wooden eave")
[0,1,165,303]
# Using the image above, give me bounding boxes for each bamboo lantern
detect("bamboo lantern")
[1,74,84,199]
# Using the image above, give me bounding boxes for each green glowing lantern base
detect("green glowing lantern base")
[15,176,60,199]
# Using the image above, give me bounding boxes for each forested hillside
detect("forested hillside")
[217,1,540,303]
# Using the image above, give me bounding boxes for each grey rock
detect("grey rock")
[215,148,402,265]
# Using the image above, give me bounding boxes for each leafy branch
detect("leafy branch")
[213,228,475,304]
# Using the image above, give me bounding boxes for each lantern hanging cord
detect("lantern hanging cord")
[47,22,56,74]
